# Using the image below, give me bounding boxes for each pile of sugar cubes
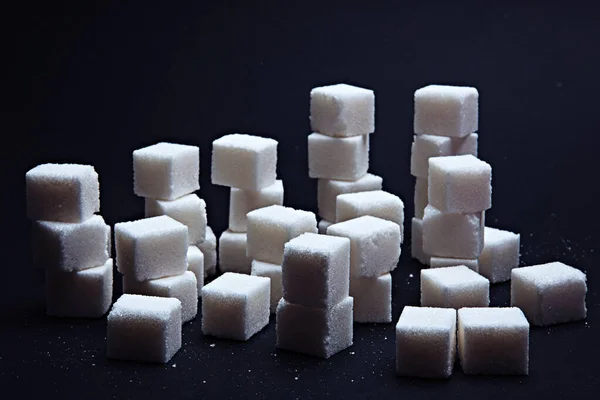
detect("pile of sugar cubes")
[26,164,113,318]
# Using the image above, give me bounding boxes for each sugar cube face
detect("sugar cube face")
[145,194,207,244]
[310,83,375,137]
[115,216,188,281]
[458,307,529,375]
[107,294,182,363]
[211,134,278,191]
[26,163,100,223]
[187,245,204,294]
[201,273,271,341]
[318,219,333,234]
[133,142,199,201]
[317,174,383,221]
[46,259,113,318]
[423,205,484,259]
[478,227,520,283]
[251,260,282,314]
[308,133,369,181]
[414,177,428,219]
[123,271,198,323]
[428,155,492,214]
[396,306,457,378]
[350,274,391,323]
[282,233,350,309]
[218,230,252,274]
[276,297,353,359]
[411,218,430,265]
[421,265,489,308]
[414,85,478,137]
[33,215,110,272]
[247,205,317,265]
[452,133,478,156]
[511,262,587,326]
[199,226,217,278]
[430,257,479,272]
[410,135,453,178]
[229,180,284,232]
[327,216,401,277]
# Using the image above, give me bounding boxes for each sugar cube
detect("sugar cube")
[317,173,383,222]
[423,205,484,259]
[511,262,587,326]
[251,260,282,313]
[414,177,428,219]
[478,227,520,283]
[308,133,369,181]
[350,273,391,323]
[218,230,252,274]
[430,257,479,272]
[229,180,284,232]
[452,133,478,156]
[411,218,430,265]
[187,245,204,294]
[421,265,489,308]
[145,194,207,244]
[199,226,217,278]
[318,219,333,234]
[410,135,453,178]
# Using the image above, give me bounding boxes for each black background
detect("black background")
[3,0,600,398]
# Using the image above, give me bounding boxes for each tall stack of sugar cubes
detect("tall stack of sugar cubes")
[309,83,404,324]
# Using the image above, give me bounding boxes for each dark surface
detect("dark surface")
[3,0,600,398]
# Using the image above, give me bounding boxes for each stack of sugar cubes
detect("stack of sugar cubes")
[26,163,113,318]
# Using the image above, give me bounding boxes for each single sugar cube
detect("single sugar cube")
[318,219,333,234]
[350,273,391,323]
[115,215,188,281]
[201,272,270,341]
[410,135,453,178]
[199,226,217,278]
[107,294,182,363]
[45,258,114,318]
[246,205,317,265]
[229,180,284,232]
[396,306,457,378]
[452,133,478,156]
[310,83,375,137]
[145,194,207,244]
[414,177,428,219]
[133,142,199,200]
[511,262,587,326]
[308,133,369,181]
[26,163,100,223]
[327,216,401,278]
[211,134,278,191]
[411,218,430,265]
[430,257,479,272]
[428,155,492,214]
[317,173,383,222]
[218,230,252,274]
[421,265,489,308]
[251,260,282,314]
[423,205,484,259]
[282,233,350,309]
[414,84,478,137]
[458,307,529,375]
[276,296,353,359]
[478,227,520,283]
[187,245,204,295]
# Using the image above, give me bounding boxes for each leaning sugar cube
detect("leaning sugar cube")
[26,163,100,223]
[218,230,252,274]
[421,265,489,308]
[396,306,457,378]
[211,134,278,190]
[308,133,369,181]
[430,257,479,272]
[133,142,199,200]
[458,307,529,375]
[251,260,282,313]
[414,177,428,219]
[282,233,350,309]
[478,227,520,283]
[145,194,207,244]
[229,180,284,232]
[201,273,270,341]
[411,218,430,265]
[199,226,217,278]
[511,262,587,326]
[317,173,383,222]
[310,83,375,137]
[187,245,204,294]
[423,205,484,259]
[318,219,333,234]
[350,273,391,323]
[452,133,478,156]
[410,135,453,178]
[115,216,188,281]
[107,294,182,363]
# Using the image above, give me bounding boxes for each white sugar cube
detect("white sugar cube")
[46,258,113,318]
[511,262,587,326]
[26,163,100,223]
[276,296,353,359]
[458,307,529,375]
[411,218,430,265]
[421,266,489,308]
[115,216,188,281]
[310,83,375,137]
[410,135,453,178]
[107,294,182,363]
[317,173,383,221]
[199,226,217,278]
[414,85,478,137]
[145,194,207,244]
[218,230,252,274]
[350,273,391,323]
[478,227,520,283]
[423,205,484,259]
[247,205,317,265]
[453,133,478,156]
[308,133,369,181]
[282,233,350,309]
[251,260,282,314]
[211,134,278,190]
[201,272,270,341]
[133,142,199,200]
[229,180,284,232]
[187,245,204,294]
[396,306,457,378]
[430,257,479,272]
[428,155,492,214]
[318,219,333,234]
[414,177,428,219]
[327,216,401,278]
